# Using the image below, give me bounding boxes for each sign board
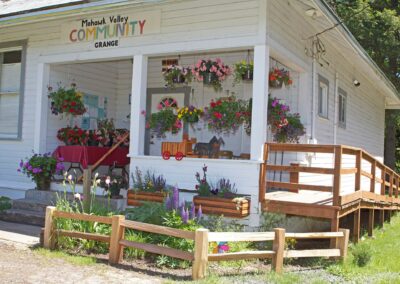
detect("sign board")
[62,10,161,48]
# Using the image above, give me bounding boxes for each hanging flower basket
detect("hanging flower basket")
[202,96,250,134]
[163,65,193,88]
[145,102,182,138]
[177,105,203,124]
[192,58,231,92]
[48,83,86,116]
[269,68,293,89]
[233,60,254,84]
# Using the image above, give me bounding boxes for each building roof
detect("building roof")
[0,0,85,16]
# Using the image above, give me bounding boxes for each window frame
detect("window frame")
[0,40,26,141]
[338,88,347,129]
[318,75,329,119]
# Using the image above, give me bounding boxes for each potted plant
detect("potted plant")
[192,58,231,92]
[269,68,293,88]
[145,102,182,138]
[57,126,89,145]
[127,168,168,206]
[177,105,203,125]
[268,97,305,143]
[100,173,127,199]
[18,153,64,191]
[233,60,254,84]
[114,128,130,147]
[87,129,101,146]
[48,83,86,116]
[163,65,193,88]
[97,118,115,147]
[202,96,250,134]
[193,165,250,218]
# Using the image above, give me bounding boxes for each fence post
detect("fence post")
[43,206,56,249]
[82,168,92,213]
[333,146,342,206]
[192,228,209,280]
[337,228,349,260]
[109,215,125,264]
[272,228,285,273]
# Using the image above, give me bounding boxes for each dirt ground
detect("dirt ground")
[0,240,166,284]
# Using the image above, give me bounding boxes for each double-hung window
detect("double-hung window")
[0,42,25,140]
[338,88,347,128]
[318,75,329,119]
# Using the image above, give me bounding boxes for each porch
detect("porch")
[260,143,400,241]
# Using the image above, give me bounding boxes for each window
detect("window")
[0,42,25,140]
[318,75,329,118]
[338,88,347,128]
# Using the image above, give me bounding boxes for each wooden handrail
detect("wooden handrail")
[260,143,400,205]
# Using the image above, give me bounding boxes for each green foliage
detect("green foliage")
[352,243,372,267]
[327,0,399,90]
[233,60,254,84]
[131,167,167,193]
[55,174,117,254]
[147,106,181,138]
[259,212,286,232]
[0,196,11,211]
[199,215,245,232]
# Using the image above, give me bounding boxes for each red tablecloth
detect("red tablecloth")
[53,146,130,169]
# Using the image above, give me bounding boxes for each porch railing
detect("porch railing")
[259,143,400,206]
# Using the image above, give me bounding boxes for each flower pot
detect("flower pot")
[203,72,218,85]
[193,196,250,218]
[241,69,253,81]
[35,178,51,191]
[269,80,283,89]
[172,74,185,84]
[127,190,166,206]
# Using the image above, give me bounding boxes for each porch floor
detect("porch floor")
[266,190,333,206]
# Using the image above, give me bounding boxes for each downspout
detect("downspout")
[333,72,339,144]
[310,56,317,144]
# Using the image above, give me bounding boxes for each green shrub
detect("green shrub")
[0,196,11,211]
[352,244,372,267]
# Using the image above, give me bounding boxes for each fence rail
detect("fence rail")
[43,206,349,280]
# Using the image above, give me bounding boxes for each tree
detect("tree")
[328,0,400,170]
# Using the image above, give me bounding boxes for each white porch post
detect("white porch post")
[33,63,50,153]
[129,55,148,156]
[250,45,270,161]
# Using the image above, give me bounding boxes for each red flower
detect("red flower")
[210,101,216,108]
[71,101,76,106]
[69,109,74,113]
[216,100,222,106]
[213,112,222,119]
[235,112,241,118]
[269,74,276,81]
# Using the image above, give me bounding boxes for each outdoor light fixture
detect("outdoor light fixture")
[353,79,361,87]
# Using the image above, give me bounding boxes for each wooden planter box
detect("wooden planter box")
[193,196,250,218]
[127,190,166,206]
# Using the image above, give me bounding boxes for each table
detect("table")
[53,146,130,169]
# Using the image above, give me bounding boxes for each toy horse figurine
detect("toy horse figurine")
[194,136,225,158]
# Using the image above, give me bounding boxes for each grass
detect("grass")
[326,213,400,282]
[34,248,98,266]
[0,196,11,211]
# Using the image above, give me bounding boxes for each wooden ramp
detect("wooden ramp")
[259,143,400,242]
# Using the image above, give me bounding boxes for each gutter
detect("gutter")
[313,0,399,100]
[0,0,169,27]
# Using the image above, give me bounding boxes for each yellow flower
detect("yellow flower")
[178,114,182,119]
[76,92,82,98]
[189,112,192,115]
[185,107,189,111]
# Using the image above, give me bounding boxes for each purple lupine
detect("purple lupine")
[165,195,172,211]
[183,208,189,224]
[197,205,203,220]
[172,186,179,210]
[180,206,186,222]
[190,202,196,219]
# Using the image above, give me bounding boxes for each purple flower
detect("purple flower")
[32,168,40,174]
[56,162,65,173]
[202,165,207,172]
[58,157,64,162]
[27,165,33,171]
[17,169,21,172]
[19,160,23,168]
[197,205,203,220]
[165,195,172,210]
[190,202,196,219]
[180,206,187,223]
[172,186,179,210]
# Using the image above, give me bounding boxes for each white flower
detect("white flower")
[96,179,101,185]
[68,174,73,181]
[74,193,81,200]
[105,176,111,185]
